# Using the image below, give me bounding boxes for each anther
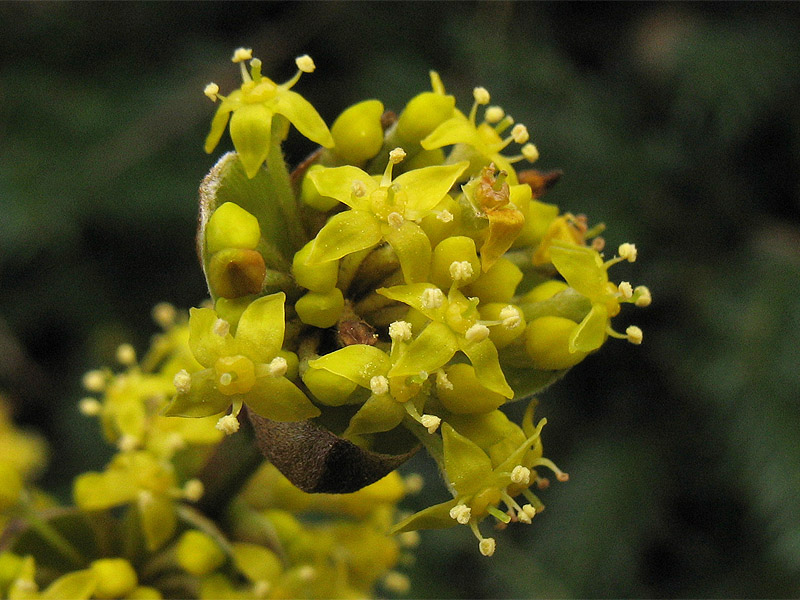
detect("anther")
[118,434,139,452]
[473,87,491,105]
[479,538,496,557]
[370,375,390,396]
[152,302,177,328]
[398,530,421,548]
[83,370,107,393]
[216,414,240,435]
[510,465,532,485]
[511,124,529,144]
[436,209,454,223]
[232,48,253,63]
[449,504,472,524]
[389,147,407,164]
[499,305,522,329]
[522,143,540,162]
[183,479,205,502]
[79,397,102,416]
[436,369,454,390]
[484,106,505,124]
[420,414,441,434]
[383,572,411,594]
[212,318,230,337]
[634,285,652,307]
[522,504,537,519]
[626,325,643,345]
[387,211,404,229]
[173,369,192,394]
[618,281,633,299]
[295,54,315,73]
[420,287,445,310]
[465,323,490,343]
[352,180,368,197]
[389,320,413,342]
[449,260,474,282]
[404,473,424,494]
[618,243,638,262]
[204,83,220,101]
[268,356,288,377]
[116,343,136,366]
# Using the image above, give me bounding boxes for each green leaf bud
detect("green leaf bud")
[463,257,523,304]
[525,316,588,370]
[437,363,506,414]
[479,303,526,348]
[295,288,344,328]
[175,530,226,577]
[430,236,480,289]
[300,164,340,212]
[302,365,358,406]
[330,99,385,164]
[205,202,261,255]
[207,248,267,299]
[90,558,138,600]
[396,92,456,146]
[292,240,339,292]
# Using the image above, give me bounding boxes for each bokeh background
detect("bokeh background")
[2,2,799,597]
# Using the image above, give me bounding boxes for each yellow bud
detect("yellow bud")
[301,366,358,406]
[480,303,526,348]
[175,530,226,577]
[90,558,138,600]
[207,248,266,299]
[300,165,340,211]
[396,92,456,145]
[331,100,385,164]
[292,240,338,292]
[464,257,523,304]
[295,288,344,328]
[419,195,460,247]
[522,280,569,303]
[437,363,505,414]
[0,463,22,511]
[525,316,588,370]
[214,295,256,330]
[206,202,261,255]
[430,236,480,289]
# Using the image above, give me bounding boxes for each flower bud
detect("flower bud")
[522,280,569,304]
[430,236,480,289]
[479,303,526,348]
[437,364,506,414]
[524,316,589,370]
[292,240,338,292]
[0,463,22,511]
[463,257,523,304]
[295,288,345,328]
[90,558,138,599]
[330,100,385,164]
[300,165,340,212]
[175,530,226,577]
[205,202,261,255]
[396,92,456,145]
[207,248,266,299]
[419,196,460,247]
[301,366,358,406]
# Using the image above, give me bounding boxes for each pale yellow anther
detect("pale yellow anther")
[465,323,491,343]
[216,414,240,435]
[268,356,288,377]
[12,580,37,594]
[499,305,522,329]
[152,302,177,328]
[479,538,496,557]
[369,375,390,396]
[297,565,316,581]
[173,369,192,394]
[511,124,529,144]
[295,54,315,73]
[398,530,421,548]
[618,243,638,262]
[116,343,136,366]
[137,489,155,508]
[484,105,505,124]
[517,509,532,524]
[204,82,220,101]
[383,572,411,594]
[253,581,272,599]
[387,211,404,229]
[618,281,634,299]
[522,143,540,162]
[510,465,532,485]
[420,414,441,434]
[219,372,233,387]
[79,397,102,416]
[522,504,537,519]
[232,48,253,63]
[82,370,106,393]
[626,325,643,345]
[421,287,445,310]
[404,473,424,494]
[352,180,368,197]
[634,285,652,307]
[449,504,472,524]
[212,318,230,337]
[449,260,474,282]
[118,434,139,452]
[436,209,454,223]
[389,320,413,342]
[436,369,454,391]
[473,86,491,105]
[389,147,407,164]
[165,432,186,452]
[183,479,205,502]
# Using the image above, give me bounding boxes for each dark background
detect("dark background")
[2,2,799,597]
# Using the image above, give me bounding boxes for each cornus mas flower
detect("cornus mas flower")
[204,49,333,178]
[164,293,319,430]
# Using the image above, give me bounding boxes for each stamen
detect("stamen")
[473,87,491,105]
[436,209,454,223]
[352,180,368,197]
[499,305,522,329]
[618,281,633,299]
[116,343,136,366]
[216,414,240,435]
[369,375,390,396]
[173,369,192,394]
[436,369,454,391]
[404,473,424,494]
[398,531,421,548]
[383,572,411,594]
[634,285,652,307]
[420,287,445,310]
[387,211,404,229]
[79,397,102,416]
[626,325,643,345]
[420,414,441,434]
[510,465,531,486]
[479,538,496,557]
[268,356,288,377]
[232,48,253,63]
[389,320,413,342]
[449,260,474,282]
[212,318,230,337]
[152,302,177,328]
[83,370,106,393]
[118,434,139,452]
[511,124,529,144]
[618,243,638,262]
[522,143,540,163]
[484,106,505,124]
[389,147,407,164]
[532,457,569,482]
[295,54,315,73]
[464,323,490,343]
[204,83,220,101]
[449,504,472,524]
[183,479,205,502]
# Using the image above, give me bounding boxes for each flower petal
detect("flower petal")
[308,165,376,210]
[162,370,230,418]
[383,221,432,284]
[271,89,334,148]
[235,292,286,362]
[390,498,459,533]
[420,113,479,150]
[306,210,382,264]
[458,338,514,398]
[388,322,458,378]
[394,162,468,217]
[245,376,320,422]
[229,103,272,178]
[345,393,406,436]
[188,308,237,368]
[442,423,494,496]
[569,303,609,353]
[308,345,392,389]
[377,283,446,322]
[549,242,609,301]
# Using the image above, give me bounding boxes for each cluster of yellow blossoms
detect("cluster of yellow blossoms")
[1,46,650,599]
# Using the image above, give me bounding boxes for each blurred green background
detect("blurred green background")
[2,2,799,597]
